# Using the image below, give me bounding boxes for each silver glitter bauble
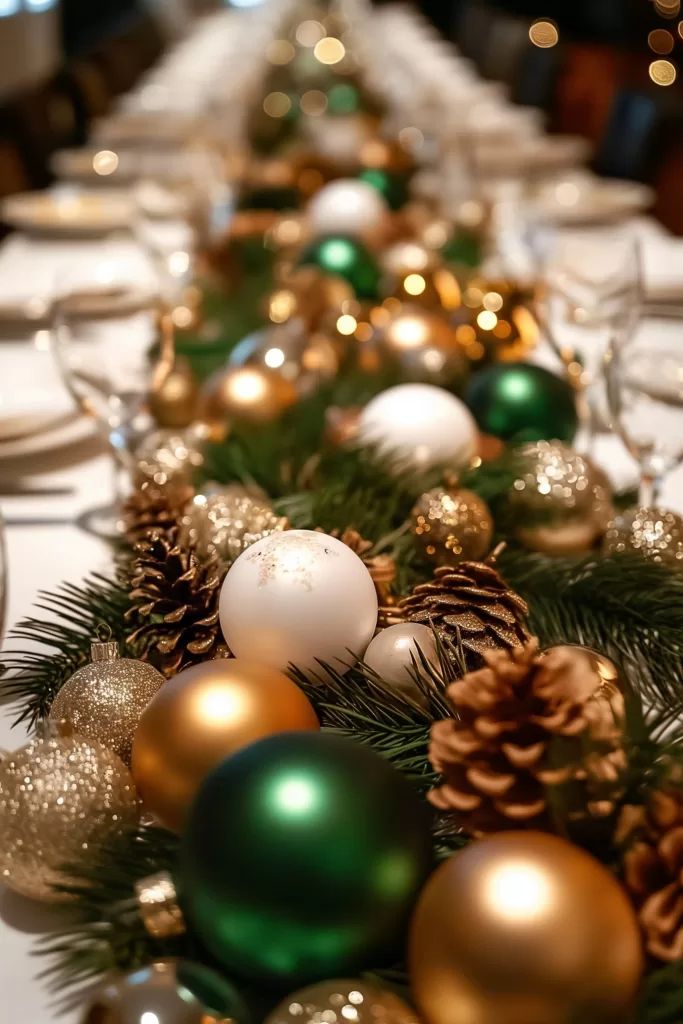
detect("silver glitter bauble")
[265,979,419,1024]
[134,429,204,489]
[603,506,683,568]
[49,638,164,764]
[411,487,494,566]
[510,441,614,554]
[0,733,138,902]
[185,489,289,570]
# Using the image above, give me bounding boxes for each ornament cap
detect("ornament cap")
[91,625,119,662]
[136,871,186,939]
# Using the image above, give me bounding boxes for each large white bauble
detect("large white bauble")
[219,530,378,673]
[364,623,439,703]
[357,383,478,471]
[307,179,389,239]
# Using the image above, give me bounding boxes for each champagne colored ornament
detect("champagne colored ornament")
[266,979,419,1024]
[149,355,200,430]
[180,732,433,985]
[307,179,389,240]
[409,832,643,1024]
[363,623,438,703]
[603,506,683,568]
[267,266,354,330]
[49,635,164,765]
[185,489,289,570]
[219,530,378,673]
[377,306,467,388]
[81,959,248,1024]
[466,362,578,443]
[132,659,318,832]
[510,441,614,554]
[134,430,204,489]
[300,235,381,299]
[452,278,538,363]
[199,364,298,439]
[543,645,623,707]
[358,384,478,472]
[412,487,494,566]
[229,320,339,398]
[0,733,138,902]
[388,265,461,315]
[380,241,437,278]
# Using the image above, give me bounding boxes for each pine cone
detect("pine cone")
[125,527,225,677]
[331,528,404,628]
[428,640,625,837]
[401,559,530,667]
[123,481,193,548]
[618,789,683,962]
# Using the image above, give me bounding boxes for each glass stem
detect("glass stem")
[638,472,658,509]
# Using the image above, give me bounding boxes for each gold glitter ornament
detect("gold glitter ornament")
[603,506,683,568]
[184,490,289,571]
[412,487,494,566]
[49,636,164,764]
[134,429,204,489]
[510,441,614,554]
[0,733,138,902]
[265,979,419,1024]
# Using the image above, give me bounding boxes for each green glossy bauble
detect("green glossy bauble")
[466,362,578,443]
[299,236,381,299]
[358,168,409,211]
[180,732,433,986]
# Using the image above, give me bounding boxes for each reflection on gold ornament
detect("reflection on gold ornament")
[266,979,419,1024]
[131,659,319,831]
[229,320,339,398]
[267,266,354,329]
[134,429,205,489]
[603,506,683,568]
[388,265,461,313]
[412,487,494,566]
[452,278,538,363]
[377,306,468,388]
[410,831,643,1024]
[381,241,437,277]
[542,644,624,730]
[149,355,199,429]
[199,365,298,438]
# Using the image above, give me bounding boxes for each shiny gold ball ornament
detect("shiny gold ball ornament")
[410,831,644,1024]
[185,489,289,570]
[199,364,298,438]
[509,441,614,554]
[412,487,494,566]
[131,658,319,831]
[81,959,248,1024]
[133,429,205,489]
[49,636,164,764]
[149,355,200,429]
[266,979,419,1024]
[229,320,339,398]
[378,306,468,388]
[267,266,354,329]
[0,733,138,902]
[603,506,683,568]
[388,264,462,314]
[452,277,539,363]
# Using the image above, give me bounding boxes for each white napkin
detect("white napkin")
[641,237,683,303]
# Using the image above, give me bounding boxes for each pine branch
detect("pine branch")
[636,962,683,1024]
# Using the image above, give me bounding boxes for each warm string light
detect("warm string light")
[648,0,681,84]
[528,19,559,48]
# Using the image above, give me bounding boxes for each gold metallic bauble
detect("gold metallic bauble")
[149,355,200,430]
[49,638,164,765]
[266,979,419,1024]
[412,487,494,566]
[380,242,437,278]
[131,659,319,831]
[388,265,461,313]
[603,506,683,568]
[377,306,468,388]
[510,441,614,554]
[267,266,354,329]
[452,278,538,363]
[410,831,644,1024]
[199,365,298,438]
[0,733,138,902]
[134,429,205,489]
[229,320,339,398]
[184,490,289,570]
[81,959,247,1024]
[542,644,624,741]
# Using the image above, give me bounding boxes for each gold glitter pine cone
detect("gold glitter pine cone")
[618,788,683,962]
[428,639,626,838]
[400,557,530,667]
[411,487,494,567]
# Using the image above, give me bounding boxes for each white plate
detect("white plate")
[1,189,134,237]
[475,135,591,178]
[0,411,97,460]
[92,112,208,148]
[533,175,654,225]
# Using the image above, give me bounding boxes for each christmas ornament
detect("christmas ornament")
[388,265,461,314]
[358,167,409,211]
[307,179,389,239]
[466,362,578,443]
[229,320,339,398]
[49,635,164,765]
[428,639,625,836]
[324,405,362,447]
[265,979,419,1024]
[149,354,200,430]
[267,266,353,330]
[132,658,318,832]
[618,788,683,962]
[377,307,467,389]
[451,278,538,363]
[199,364,298,438]
[133,430,204,489]
[357,384,478,472]
[359,136,415,176]
[401,558,529,668]
[411,486,494,566]
[126,526,224,678]
[509,441,614,554]
[81,959,248,1024]
[543,644,623,708]
[184,488,289,571]
[0,733,138,902]
[603,506,683,568]
[380,241,437,278]
[180,732,433,984]
[363,623,438,703]
[123,480,193,547]
[219,529,378,673]
[409,832,643,1024]
[333,528,403,629]
[300,235,381,299]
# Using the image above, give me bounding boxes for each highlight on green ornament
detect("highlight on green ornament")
[466,361,578,443]
[299,235,381,299]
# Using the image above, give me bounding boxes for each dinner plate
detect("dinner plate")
[0,411,97,461]
[92,112,209,148]
[1,189,134,238]
[474,135,591,178]
[533,175,654,225]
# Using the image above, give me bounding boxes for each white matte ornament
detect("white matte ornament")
[364,623,438,703]
[219,530,379,673]
[307,179,389,239]
[357,383,478,471]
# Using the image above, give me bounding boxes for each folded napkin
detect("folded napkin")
[641,237,683,303]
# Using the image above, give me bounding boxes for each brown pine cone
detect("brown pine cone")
[323,528,404,628]
[123,481,193,548]
[125,526,225,677]
[618,789,683,962]
[428,639,625,837]
[401,558,530,667]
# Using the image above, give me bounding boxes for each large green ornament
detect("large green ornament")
[466,362,578,443]
[299,236,381,299]
[180,733,433,986]
[358,168,409,211]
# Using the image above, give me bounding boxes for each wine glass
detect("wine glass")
[52,257,165,537]
[605,315,683,507]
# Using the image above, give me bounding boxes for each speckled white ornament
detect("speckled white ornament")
[307,179,389,239]
[357,383,478,471]
[364,623,439,703]
[219,530,378,673]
